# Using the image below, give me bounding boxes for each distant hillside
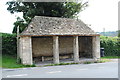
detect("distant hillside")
[97,31,118,37]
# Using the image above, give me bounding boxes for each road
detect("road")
[2,59,118,78]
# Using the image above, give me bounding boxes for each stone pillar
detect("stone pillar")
[53,36,59,64]
[19,37,33,65]
[92,36,100,60]
[73,36,79,62]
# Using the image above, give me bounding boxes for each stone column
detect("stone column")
[73,36,79,62]
[20,37,33,65]
[92,36,100,60]
[53,36,59,64]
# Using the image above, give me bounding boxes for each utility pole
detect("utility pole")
[17,26,19,63]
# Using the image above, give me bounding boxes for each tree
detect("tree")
[6,2,88,33]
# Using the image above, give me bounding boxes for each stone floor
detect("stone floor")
[35,58,95,66]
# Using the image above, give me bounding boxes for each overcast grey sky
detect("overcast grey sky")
[0,0,119,33]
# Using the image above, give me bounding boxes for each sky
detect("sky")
[79,0,119,32]
[0,0,119,33]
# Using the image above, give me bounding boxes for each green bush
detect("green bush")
[1,33,17,56]
[100,36,120,56]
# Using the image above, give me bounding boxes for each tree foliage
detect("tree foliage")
[6,2,88,33]
[1,33,17,56]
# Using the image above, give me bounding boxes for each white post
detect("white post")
[53,36,59,64]
[92,36,100,60]
[17,26,19,63]
[19,37,23,60]
[73,36,79,62]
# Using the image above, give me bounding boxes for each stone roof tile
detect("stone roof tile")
[20,16,99,36]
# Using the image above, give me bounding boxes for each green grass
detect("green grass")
[45,59,110,66]
[45,62,79,66]
[83,59,110,64]
[94,59,110,63]
[83,61,92,64]
[101,56,120,59]
[1,55,36,68]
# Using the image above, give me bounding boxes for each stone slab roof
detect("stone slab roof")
[20,16,99,36]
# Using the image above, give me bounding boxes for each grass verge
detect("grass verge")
[45,62,79,66]
[83,59,110,64]
[1,55,36,68]
[101,56,120,59]
[1,55,116,68]
[45,59,110,66]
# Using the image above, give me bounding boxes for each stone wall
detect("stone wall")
[32,36,92,58]
[79,36,92,58]
[32,36,53,57]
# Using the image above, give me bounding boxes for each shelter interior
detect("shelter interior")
[32,36,93,63]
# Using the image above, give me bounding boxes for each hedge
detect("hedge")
[1,33,17,56]
[1,33,120,56]
[100,36,120,56]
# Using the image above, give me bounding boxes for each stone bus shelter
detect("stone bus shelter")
[19,16,100,65]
